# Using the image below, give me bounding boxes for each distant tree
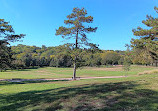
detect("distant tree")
[56,7,97,80]
[118,56,124,65]
[131,7,158,66]
[101,51,121,65]
[12,59,25,70]
[0,19,25,70]
[49,53,73,67]
[0,42,12,71]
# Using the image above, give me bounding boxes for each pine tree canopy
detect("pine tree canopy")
[56,7,97,48]
[0,19,25,44]
[131,7,158,62]
[132,7,158,40]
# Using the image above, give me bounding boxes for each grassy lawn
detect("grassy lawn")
[0,66,158,111]
[0,65,157,79]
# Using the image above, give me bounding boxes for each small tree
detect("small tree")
[123,57,131,77]
[123,45,131,76]
[56,8,97,80]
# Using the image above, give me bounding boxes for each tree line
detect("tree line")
[10,44,125,70]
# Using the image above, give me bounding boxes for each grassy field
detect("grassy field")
[0,65,157,79]
[0,65,158,111]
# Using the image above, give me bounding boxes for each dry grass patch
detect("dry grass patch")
[91,67,123,71]
[36,71,48,73]
[138,69,158,75]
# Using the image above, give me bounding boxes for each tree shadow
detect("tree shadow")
[0,81,157,111]
[16,67,39,71]
[0,80,69,86]
[7,67,40,72]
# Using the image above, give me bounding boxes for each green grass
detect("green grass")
[0,65,157,79]
[0,65,158,111]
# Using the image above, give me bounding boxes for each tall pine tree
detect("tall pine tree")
[0,19,25,71]
[56,8,97,80]
[131,7,158,66]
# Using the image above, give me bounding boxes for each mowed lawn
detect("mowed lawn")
[0,66,158,111]
[0,65,157,79]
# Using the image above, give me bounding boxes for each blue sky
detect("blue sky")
[0,0,158,50]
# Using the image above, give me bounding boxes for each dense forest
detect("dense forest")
[10,44,125,69]
[0,42,156,71]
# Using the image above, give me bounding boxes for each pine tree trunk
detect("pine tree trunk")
[73,56,77,80]
[72,29,78,80]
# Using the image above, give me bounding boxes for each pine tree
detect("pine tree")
[131,7,158,66]
[56,8,97,80]
[0,19,25,70]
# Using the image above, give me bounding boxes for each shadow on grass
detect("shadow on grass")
[0,80,69,86]
[7,67,40,72]
[15,67,39,71]
[0,81,158,111]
